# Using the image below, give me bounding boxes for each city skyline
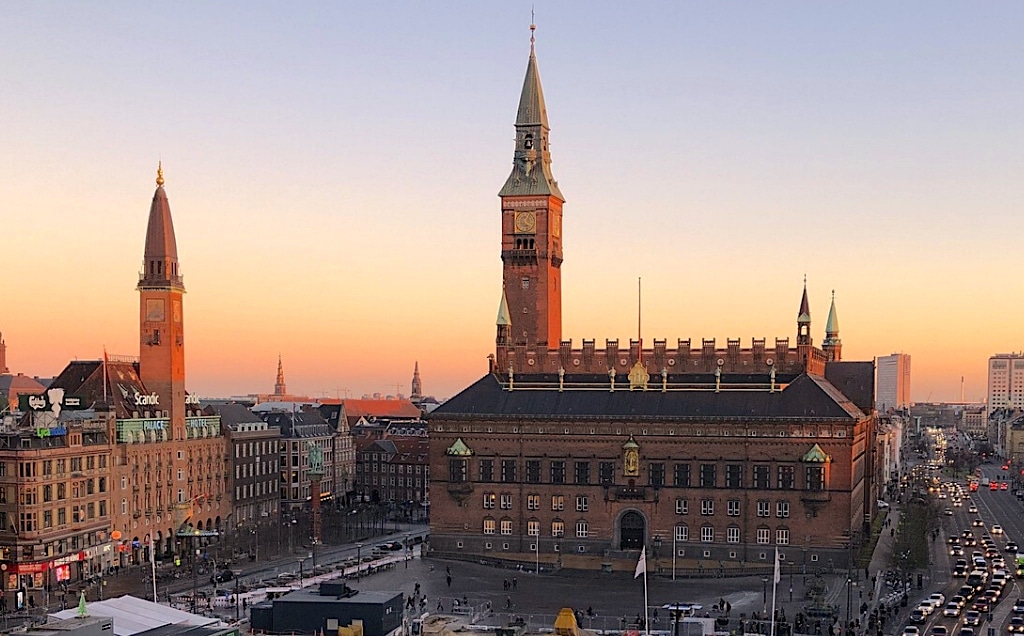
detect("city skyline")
[4,3,1024,401]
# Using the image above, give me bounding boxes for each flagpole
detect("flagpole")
[151,536,158,604]
[644,564,650,636]
[769,547,780,636]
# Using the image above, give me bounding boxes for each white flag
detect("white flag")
[634,546,647,579]
[773,547,781,584]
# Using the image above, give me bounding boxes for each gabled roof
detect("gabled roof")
[824,361,874,415]
[47,360,151,418]
[202,403,260,427]
[431,372,866,421]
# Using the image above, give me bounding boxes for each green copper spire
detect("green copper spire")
[499,23,564,200]
[825,290,839,338]
[496,288,512,326]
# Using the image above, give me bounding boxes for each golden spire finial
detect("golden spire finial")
[156,161,164,187]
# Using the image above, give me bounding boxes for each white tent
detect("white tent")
[48,595,221,636]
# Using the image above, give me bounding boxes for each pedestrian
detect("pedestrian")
[437,599,444,612]
[446,574,452,588]
[512,577,517,590]
[446,565,451,576]
[503,579,509,591]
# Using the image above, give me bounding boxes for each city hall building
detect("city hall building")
[428,29,879,570]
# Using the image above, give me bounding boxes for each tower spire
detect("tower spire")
[410,361,423,401]
[823,290,842,361]
[796,276,812,346]
[498,21,563,200]
[275,355,287,396]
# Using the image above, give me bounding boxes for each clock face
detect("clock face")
[146,299,165,322]
[514,211,537,234]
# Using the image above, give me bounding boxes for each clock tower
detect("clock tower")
[498,24,564,350]
[138,164,187,440]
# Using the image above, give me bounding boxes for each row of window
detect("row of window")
[358,463,427,475]
[675,498,790,518]
[15,501,108,532]
[364,475,423,487]
[234,461,278,479]
[459,459,826,490]
[480,517,792,545]
[19,456,108,478]
[234,440,279,458]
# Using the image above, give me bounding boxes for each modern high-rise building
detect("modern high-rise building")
[875,354,911,412]
[986,353,1024,413]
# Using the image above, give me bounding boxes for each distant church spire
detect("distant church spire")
[823,290,842,361]
[275,355,287,396]
[0,332,7,374]
[410,361,423,401]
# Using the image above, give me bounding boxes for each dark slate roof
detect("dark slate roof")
[431,372,865,421]
[202,403,261,427]
[47,360,151,418]
[824,361,875,415]
[262,408,333,438]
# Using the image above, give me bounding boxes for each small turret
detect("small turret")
[823,290,842,362]
[797,277,812,346]
[496,288,512,346]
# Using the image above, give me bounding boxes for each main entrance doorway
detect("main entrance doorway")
[620,511,645,550]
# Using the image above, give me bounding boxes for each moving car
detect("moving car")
[994,525,1004,535]
[930,593,947,607]
[930,627,948,636]
[1008,617,1024,633]
[210,569,235,584]
[969,505,979,513]
[1006,542,1019,553]
[965,610,982,626]
[1012,598,1024,614]
[973,519,986,527]
[943,602,962,617]
[910,609,927,624]
[904,627,921,636]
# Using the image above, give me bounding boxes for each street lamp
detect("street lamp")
[845,578,852,629]
[788,561,795,602]
[761,576,769,615]
[405,534,411,569]
[298,556,309,588]
[535,537,540,574]
[672,530,677,581]
[355,543,363,579]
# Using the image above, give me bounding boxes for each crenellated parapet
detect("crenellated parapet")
[494,336,829,376]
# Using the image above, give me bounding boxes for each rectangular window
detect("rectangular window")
[575,520,589,538]
[753,465,771,489]
[483,519,496,535]
[551,520,565,537]
[757,500,770,517]
[550,461,566,484]
[526,460,541,484]
[806,466,825,491]
[500,494,513,510]
[483,493,496,509]
[501,460,517,483]
[757,528,770,544]
[527,494,540,510]
[700,499,714,516]
[500,519,512,536]
[725,464,743,488]
[576,495,589,512]
[574,461,590,485]
[727,500,740,516]
[675,525,688,542]
[727,526,740,544]
[527,520,539,537]
[673,463,691,487]
[700,526,714,543]
[700,464,716,488]
[57,508,66,525]
[478,459,494,482]
[551,495,564,511]
[449,458,467,483]
[675,498,688,515]
[777,465,795,489]
[599,462,615,485]
[649,462,665,488]
[776,501,789,518]
[777,528,790,545]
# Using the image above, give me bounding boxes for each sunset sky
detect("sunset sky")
[3,3,1023,403]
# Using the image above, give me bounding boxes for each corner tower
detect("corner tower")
[138,163,186,439]
[498,24,564,350]
[823,291,842,362]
